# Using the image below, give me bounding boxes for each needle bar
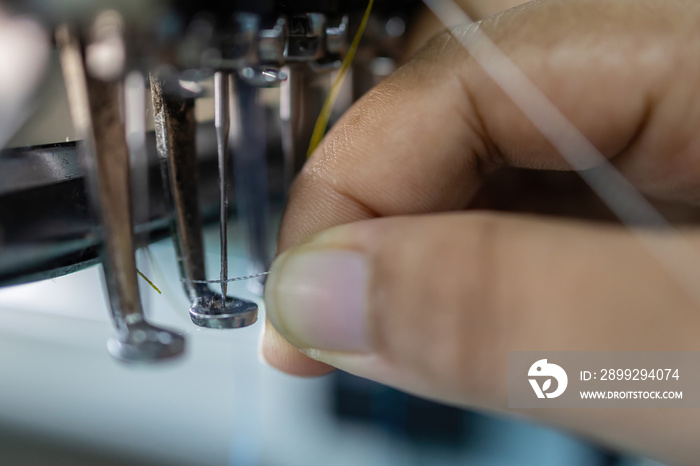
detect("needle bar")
[215,71,231,304]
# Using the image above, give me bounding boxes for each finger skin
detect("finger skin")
[261,318,335,376]
[264,0,700,375]
[405,0,530,59]
[285,213,700,463]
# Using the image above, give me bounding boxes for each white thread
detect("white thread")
[182,271,270,284]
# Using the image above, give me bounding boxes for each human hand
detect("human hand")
[262,0,700,462]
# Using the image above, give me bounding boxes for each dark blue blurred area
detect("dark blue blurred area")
[331,371,627,466]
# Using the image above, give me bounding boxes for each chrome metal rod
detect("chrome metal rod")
[57,26,184,362]
[214,71,230,304]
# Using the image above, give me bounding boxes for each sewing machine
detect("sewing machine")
[0,0,417,362]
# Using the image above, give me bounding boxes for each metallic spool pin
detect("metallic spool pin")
[149,73,258,329]
[57,25,185,362]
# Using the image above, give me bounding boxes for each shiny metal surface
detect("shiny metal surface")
[0,144,81,195]
[214,71,231,305]
[57,25,184,362]
[151,73,258,330]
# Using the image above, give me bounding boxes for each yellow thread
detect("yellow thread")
[137,268,162,294]
[144,247,192,314]
[307,0,375,157]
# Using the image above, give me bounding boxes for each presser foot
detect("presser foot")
[107,321,185,363]
[189,290,258,329]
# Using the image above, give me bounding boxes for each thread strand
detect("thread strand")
[182,271,270,285]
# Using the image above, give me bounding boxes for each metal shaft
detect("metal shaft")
[150,74,207,299]
[57,25,184,362]
[214,71,230,304]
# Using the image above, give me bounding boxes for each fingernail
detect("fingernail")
[264,249,370,353]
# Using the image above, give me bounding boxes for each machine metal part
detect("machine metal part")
[57,24,185,362]
[215,71,232,306]
[151,73,258,329]
[233,76,272,293]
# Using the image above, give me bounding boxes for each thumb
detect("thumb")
[264,212,700,461]
[265,213,700,396]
